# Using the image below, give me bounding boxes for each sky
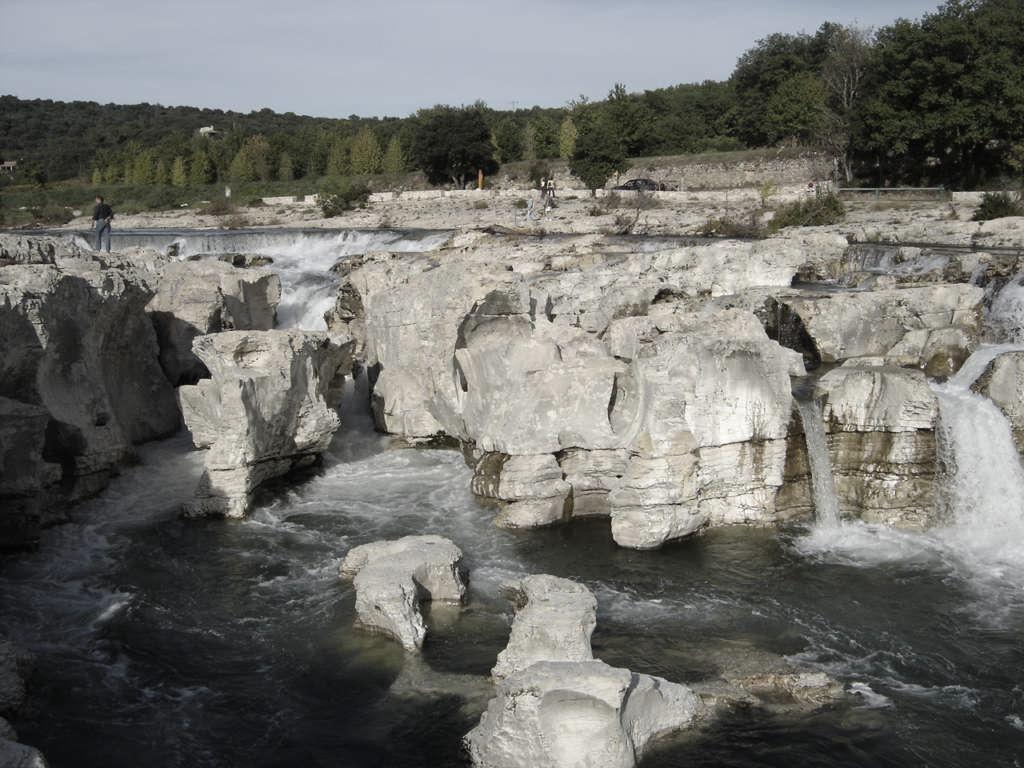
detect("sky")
[0,0,940,118]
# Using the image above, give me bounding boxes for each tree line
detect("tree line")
[1,0,1020,191]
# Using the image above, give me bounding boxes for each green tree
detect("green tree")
[569,111,628,194]
[532,116,559,158]
[521,123,537,161]
[154,158,169,185]
[410,106,498,186]
[820,25,874,182]
[763,73,828,145]
[171,156,188,187]
[90,168,102,186]
[326,136,351,176]
[228,134,272,182]
[131,151,154,185]
[189,146,215,184]
[382,135,407,174]
[350,128,383,175]
[492,118,523,164]
[278,151,295,181]
[558,116,578,160]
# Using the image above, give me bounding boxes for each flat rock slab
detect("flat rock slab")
[340,535,466,651]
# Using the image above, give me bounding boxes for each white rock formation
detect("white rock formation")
[464,660,703,768]
[471,454,572,528]
[147,260,281,385]
[339,535,466,651]
[492,575,597,680]
[813,365,940,528]
[0,263,179,503]
[179,330,351,517]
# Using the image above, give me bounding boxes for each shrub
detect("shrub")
[472,199,489,210]
[768,191,845,231]
[198,198,236,216]
[528,162,551,188]
[634,193,661,210]
[513,198,528,209]
[697,215,767,238]
[319,178,370,217]
[972,191,1024,222]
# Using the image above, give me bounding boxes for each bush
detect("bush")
[697,215,767,238]
[528,162,551,188]
[972,191,1024,221]
[472,199,489,210]
[513,198,528,209]
[319,178,370,217]
[198,198,237,216]
[768,190,845,231]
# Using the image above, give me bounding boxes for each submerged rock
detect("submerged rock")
[179,330,351,517]
[465,660,703,768]
[492,575,597,680]
[339,535,466,651]
[147,260,281,385]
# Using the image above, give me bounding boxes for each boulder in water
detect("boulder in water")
[492,575,597,680]
[179,330,351,518]
[464,660,703,768]
[339,535,466,651]
[471,454,572,528]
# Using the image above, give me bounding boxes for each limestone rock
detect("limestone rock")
[771,285,983,369]
[147,260,281,385]
[0,263,179,503]
[0,640,31,715]
[339,535,466,651]
[492,575,597,680]
[464,660,703,768]
[0,738,49,768]
[0,233,84,266]
[471,454,571,528]
[557,449,629,518]
[972,350,1024,457]
[179,330,351,517]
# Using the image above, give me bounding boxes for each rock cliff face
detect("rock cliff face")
[0,261,179,544]
[179,330,352,517]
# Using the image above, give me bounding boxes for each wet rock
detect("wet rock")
[0,233,85,266]
[492,575,597,680]
[471,454,571,528]
[780,365,940,528]
[339,535,466,651]
[179,330,351,517]
[147,260,281,385]
[0,640,32,715]
[0,398,61,549]
[0,738,49,768]
[465,660,703,768]
[0,262,179,505]
[973,351,1024,457]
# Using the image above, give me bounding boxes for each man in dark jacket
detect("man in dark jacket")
[91,195,114,252]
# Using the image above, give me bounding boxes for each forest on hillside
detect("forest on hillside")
[1,0,1021,193]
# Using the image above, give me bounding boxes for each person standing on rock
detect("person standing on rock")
[91,195,114,252]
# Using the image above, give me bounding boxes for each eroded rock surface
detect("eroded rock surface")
[972,350,1024,457]
[491,575,597,680]
[179,330,351,517]
[465,660,703,768]
[339,535,466,650]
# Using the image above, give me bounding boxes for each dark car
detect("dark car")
[613,178,664,191]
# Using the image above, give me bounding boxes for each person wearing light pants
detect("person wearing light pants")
[91,195,114,252]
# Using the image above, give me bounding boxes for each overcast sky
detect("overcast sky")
[1,0,939,118]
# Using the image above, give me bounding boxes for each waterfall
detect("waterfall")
[988,272,1024,343]
[796,398,842,527]
[931,344,1024,580]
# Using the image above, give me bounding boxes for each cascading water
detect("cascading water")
[988,272,1024,343]
[930,344,1024,583]
[795,398,842,527]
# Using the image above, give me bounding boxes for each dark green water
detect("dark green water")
[1,386,1022,767]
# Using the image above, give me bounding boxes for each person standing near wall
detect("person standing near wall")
[91,195,114,252]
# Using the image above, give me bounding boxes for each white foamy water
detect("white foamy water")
[168,229,451,330]
[795,399,842,528]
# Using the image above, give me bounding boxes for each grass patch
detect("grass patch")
[768,191,845,231]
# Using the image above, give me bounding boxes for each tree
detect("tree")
[154,158,169,185]
[229,134,272,182]
[763,73,828,145]
[558,116,578,159]
[532,116,559,158]
[492,118,523,164]
[90,168,102,186]
[278,151,295,181]
[821,25,874,182]
[189,146,215,184]
[350,127,383,175]
[569,111,628,194]
[131,150,154,185]
[171,156,188,186]
[326,136,351,176]
[521,123,537,161]
[410,106,498,186]
[382,135,407,174]
[602,83,656,157]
